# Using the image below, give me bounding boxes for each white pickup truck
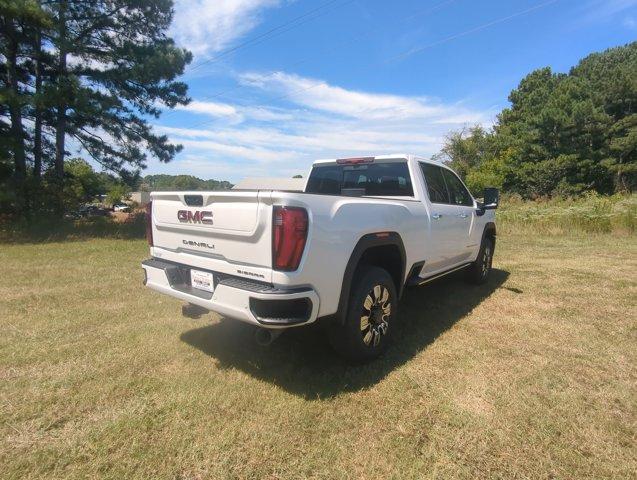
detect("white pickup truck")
[142,154,499,361]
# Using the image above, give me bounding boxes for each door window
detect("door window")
[441,169,473,206]
[420,163,450,204]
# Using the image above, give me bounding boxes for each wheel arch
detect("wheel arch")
[483,222,496,247]
[334,232,406,325]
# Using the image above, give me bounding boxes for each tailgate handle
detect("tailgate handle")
[184,195,203,206]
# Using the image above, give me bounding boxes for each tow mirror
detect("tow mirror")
[483,188,499,209]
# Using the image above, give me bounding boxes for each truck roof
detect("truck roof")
[312,154,430,166]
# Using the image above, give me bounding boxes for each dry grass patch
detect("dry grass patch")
[1,232,635,479]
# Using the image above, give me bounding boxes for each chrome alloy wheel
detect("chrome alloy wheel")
[360,285,391,347]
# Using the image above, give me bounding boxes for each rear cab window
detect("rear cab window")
[306,161,414,197]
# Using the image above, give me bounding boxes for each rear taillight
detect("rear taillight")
[145,201,153,247]
[272,206,308,271]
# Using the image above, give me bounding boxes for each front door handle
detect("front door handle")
[432,213,442,219]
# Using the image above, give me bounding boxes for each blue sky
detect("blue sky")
[144,0,637,182]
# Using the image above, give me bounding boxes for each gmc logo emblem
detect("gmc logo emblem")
[177,210,213,224]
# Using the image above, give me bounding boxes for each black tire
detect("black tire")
[466,236,494,285]
[329,266,397,362]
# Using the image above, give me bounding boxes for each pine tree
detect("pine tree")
[1,0,191,215]
[0,0,51,213]
[44,0,191,213]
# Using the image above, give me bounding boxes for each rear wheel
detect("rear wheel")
[466,237,494,284]
[329,266,397,362]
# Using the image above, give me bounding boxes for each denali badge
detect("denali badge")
[183,239,215,249]
[177,210,213,224]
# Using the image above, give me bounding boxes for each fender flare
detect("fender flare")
[334,232,406,324]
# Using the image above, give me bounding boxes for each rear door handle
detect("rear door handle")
[432,213,442,219]
[458,213,469,218]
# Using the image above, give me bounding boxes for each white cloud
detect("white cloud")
[176,138,300,163]
[179,100,238,117]
[175,100,295,124]
[171,0,281,57]
[239,71,445,119]
[157,124,444,155]
[154,71,494,181]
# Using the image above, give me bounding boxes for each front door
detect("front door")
[441,168,478,263]
[419,163,466,275]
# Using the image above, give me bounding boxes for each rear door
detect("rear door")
[419,163,464,274]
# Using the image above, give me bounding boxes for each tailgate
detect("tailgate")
[150,191,273,281]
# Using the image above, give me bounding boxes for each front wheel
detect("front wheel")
[329,266,397,362]
[466,237,494,284]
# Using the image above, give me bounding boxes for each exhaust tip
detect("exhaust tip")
[181,303,209,319]
[254,327,282,347]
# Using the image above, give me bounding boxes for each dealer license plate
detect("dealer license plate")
[190,269,214,293]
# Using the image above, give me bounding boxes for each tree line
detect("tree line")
[1,0,191,216]
[436,42,636,198]
[58,159,233,212]
[142,174,233,192]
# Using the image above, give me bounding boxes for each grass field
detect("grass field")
[1,231,636,479]
[497,193,637,235]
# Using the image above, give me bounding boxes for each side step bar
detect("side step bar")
[406,262,472,287]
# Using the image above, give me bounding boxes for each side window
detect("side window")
[442,169,473,206]
[420,163,450,204]
[305,165,341,194]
